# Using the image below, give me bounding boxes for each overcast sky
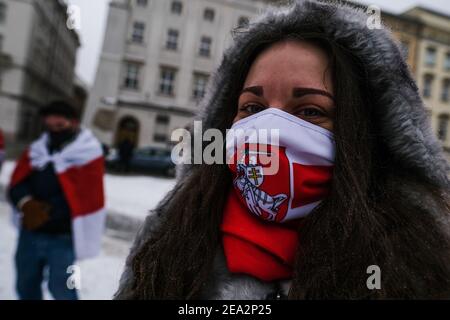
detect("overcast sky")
[66,0,450,87]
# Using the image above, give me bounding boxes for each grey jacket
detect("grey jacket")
[115,0,450,299]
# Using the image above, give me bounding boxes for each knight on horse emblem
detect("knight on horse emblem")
[233,159,288,221]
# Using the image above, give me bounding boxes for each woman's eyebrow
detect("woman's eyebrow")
[239,86,264,97]
[292,87,335,101]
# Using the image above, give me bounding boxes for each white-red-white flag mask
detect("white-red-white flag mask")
[226,108,335,223]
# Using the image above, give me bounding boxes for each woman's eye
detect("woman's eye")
[296,107,325,117]
[241,104,265,114]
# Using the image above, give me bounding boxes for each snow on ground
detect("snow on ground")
[0,160,176,300]
[0,200,17,299]
[0,161,177,219]
[0,199,132,300]
[105,173,175,218]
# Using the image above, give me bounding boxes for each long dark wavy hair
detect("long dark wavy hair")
[125,27,450,299]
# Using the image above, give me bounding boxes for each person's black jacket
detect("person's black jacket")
[9,140,75,234]
[9,162,72,234]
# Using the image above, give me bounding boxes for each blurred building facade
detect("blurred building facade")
[381,7,450,151]
[402,7,450,152]
[0,0,80,146]
[85,0,450,152]
[84,0,271,149]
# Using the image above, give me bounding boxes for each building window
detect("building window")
[159,67,176,96]
[136,0,148,6]
[437,115,449,141]
[423,74,434,98]
[442,79,450,102]
[123,62,141,90]
[445,52,450,71]
[166,29,179,50]
[171,1,182,15]
[204,8,215,22]
[132,22,145,43]
[199,36,212,57]
[425,47,437,67]
[0,2,6,24]
[238,16,249,28]
[154,114,170,143]
[192,73,209,99]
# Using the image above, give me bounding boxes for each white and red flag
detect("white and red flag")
[9,128,106,260]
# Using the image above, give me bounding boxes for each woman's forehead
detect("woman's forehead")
[244,40,334,93]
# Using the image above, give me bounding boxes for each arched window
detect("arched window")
[115,116,140,147]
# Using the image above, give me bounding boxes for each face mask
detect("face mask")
[226,107,335,223]
[47,129,77,151]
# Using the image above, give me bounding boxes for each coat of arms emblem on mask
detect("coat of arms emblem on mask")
[233,149,288,221]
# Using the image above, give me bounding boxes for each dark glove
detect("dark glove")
[21,199,51,231]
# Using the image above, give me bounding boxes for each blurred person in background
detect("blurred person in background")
[117,137,135,173]
[115,0,450,299]
[7,101,106,300]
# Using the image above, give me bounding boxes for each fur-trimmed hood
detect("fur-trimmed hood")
[197,0,449,186]
[115,0,450,300]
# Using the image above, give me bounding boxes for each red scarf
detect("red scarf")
[221,191,302,281]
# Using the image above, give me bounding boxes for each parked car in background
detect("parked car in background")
[106,146,176,177]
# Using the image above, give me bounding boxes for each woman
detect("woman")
[115,0,450,299]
